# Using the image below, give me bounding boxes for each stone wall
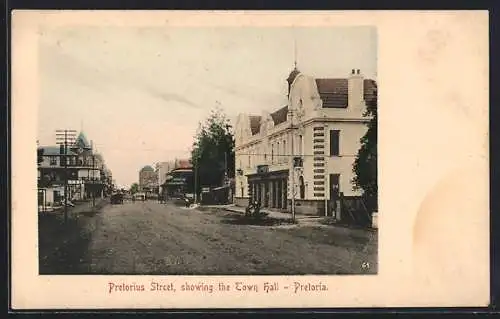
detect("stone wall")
[293,199,327,216]
[234,197,250,207]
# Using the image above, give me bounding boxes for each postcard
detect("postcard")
[11,10,489,309]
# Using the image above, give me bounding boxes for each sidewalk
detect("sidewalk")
[42,198,109,218]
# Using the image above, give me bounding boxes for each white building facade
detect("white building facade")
[157,161,175,189]
[234,68,377,216]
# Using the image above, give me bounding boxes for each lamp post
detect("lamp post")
[289,111,296,222]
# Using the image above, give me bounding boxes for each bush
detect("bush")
[244,203,268,220]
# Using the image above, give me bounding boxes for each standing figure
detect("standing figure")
[331,184,339,218]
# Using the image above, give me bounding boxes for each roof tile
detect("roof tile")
[249,116,262,135]
[270,106,288,125]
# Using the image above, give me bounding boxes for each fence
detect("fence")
[340,195,377,228]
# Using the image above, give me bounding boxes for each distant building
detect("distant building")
[234,67,376,216]
[156,159,190,188]
[157,161,175,188]
[161,166,194,199]
[139,165,158,195]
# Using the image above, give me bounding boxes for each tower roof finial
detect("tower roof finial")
[293,34,298,70]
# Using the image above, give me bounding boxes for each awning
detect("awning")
[164,182,186,186]
[212,185,230,191]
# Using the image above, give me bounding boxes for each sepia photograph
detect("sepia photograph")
[36,25,378,276]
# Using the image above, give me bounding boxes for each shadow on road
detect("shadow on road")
[38,200,106,274]
[220,213,297,227]
[38,215,93,274]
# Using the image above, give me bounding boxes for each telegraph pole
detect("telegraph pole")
[56,129,77,223]
[193,160,198,203]
[92,154,96,208]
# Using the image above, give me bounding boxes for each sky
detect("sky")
[37,26,377,188]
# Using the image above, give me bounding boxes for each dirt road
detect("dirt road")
[81,201,377,275]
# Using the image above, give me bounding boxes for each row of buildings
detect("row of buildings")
[234,66,377,217]
[137,159,193,200]
[134,65,377,219]
[37,131,115,210]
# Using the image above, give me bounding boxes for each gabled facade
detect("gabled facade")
[234,68,377,216]
[37,131,113,210]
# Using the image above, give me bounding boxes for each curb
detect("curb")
[223,207,301,223]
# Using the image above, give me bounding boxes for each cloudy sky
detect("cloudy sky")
[37,26,377,188]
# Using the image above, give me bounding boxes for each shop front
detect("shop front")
[247,168,289,210]
[161,168,194,199]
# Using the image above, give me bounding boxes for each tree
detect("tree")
[352,82,378,210]
[191,107,235,194]
[130,183,139,194]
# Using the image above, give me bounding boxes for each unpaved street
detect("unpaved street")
[80,201,377,275]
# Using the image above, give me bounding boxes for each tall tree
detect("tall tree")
[352,83,378,210]
[191,107,235,193]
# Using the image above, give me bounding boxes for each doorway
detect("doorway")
[329,174,340,216]
[299,176,305,199]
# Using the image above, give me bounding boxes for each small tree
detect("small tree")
[352,82,378,211]
[130,183,139,194]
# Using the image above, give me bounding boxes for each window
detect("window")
[277,142,280,163]
[283,140,287,162]
[50,157,57,166]
[330,130,340,156]
[299,135,303,156]
[271,144,274,163]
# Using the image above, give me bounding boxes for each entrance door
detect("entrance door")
[276,181,282,209]
[329,174,340,216]
[38,190,44,206]
[283,179,288,210]
[299,176,305,199]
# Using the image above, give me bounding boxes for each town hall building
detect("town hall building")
[233,66,377,216]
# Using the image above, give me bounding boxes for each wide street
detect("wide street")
[70,200,378,275]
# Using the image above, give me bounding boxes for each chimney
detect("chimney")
[348,68,364,108]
